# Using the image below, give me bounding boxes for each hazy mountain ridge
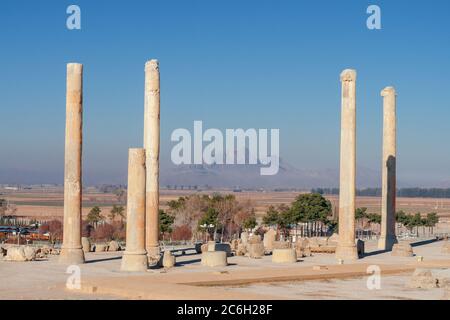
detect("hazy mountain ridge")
[2,159,449,189]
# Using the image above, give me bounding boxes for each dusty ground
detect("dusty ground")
[1,240,449,300]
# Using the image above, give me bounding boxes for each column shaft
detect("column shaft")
[60,63,85,264]
[144,59,161,261]
[336,69,359,260]
[121,148,148,272]
[378,87,398,250]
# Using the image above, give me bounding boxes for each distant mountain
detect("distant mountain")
[2,160,449,189]
[160,158,381,189]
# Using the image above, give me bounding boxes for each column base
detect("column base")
[147,246,161,265]
[335,244,359,261]
[378,235,398,251]
[59,247,85,265]
[121,252,148,272]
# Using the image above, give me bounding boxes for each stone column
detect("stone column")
[144,59,160,262]
[60,63,85,264]
[378,87,398,250]
[335,69,359,261]
[121,148,148,272]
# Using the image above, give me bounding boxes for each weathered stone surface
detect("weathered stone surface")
[162,251,176,268]
[378,87,398,251]
[392,242,414,257]
[248,243,265,259]
[201,243,209,253]
[108,240,120,252]
[1,246,7,256]
[207,241,216,251]
[95,244,108,252]
[144,60,161,261]
[201,251,227,267]
[121,148,148,272]
[4,246,36,262]
[295,238,312,257]
[240,232,249,245]
[272,241,290,250]
[230,239,239,251]
[81,237,91,253]
[335,69,358,261]
[272,248,297,263]
[23,246,36,261]
[59,63,85,265]
[248,235,262,244]
[263,229,276,252]
[236,243,247,256]
[407,268,438,289]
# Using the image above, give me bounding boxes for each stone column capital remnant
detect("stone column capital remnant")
[340,69,357,82]
[381,86,396,97]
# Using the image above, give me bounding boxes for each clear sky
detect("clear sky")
[1,0,449,186]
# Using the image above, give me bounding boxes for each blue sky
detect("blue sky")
[1,0,449,186]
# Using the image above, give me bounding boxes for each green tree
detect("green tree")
[242,216,257,230]
[355,207,368,220]
[355,207,368,237]
[262,205,295,238]
[425,212,439,234]
[198,207,221,240]
[367,213,381,225]
[159,209,175,240]
[109,205,125,222]
[290,193,332,236]
[87,206,104,228]
[263,206,280,226]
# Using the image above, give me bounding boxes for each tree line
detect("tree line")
[312,187,450,198]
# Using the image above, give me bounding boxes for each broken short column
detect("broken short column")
[121,148,148,272]
[144,59,161,262]
[378,87,398,251]
[59,63,85,265]
[335,69,359,261]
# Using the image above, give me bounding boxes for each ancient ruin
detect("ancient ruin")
[335,69,358,261]
[378,86,398,250]
[144,59,161,262]
[59,63,85,265]
[121,148,148,272]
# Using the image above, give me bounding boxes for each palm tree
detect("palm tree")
[87,206,104,228]
[109,205,125,223]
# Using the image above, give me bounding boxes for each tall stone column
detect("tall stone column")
[378,87,398,250]
[335,69,359,261]
[60,63,85,264]
[121,148,148,272]
[144,59,160,262]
